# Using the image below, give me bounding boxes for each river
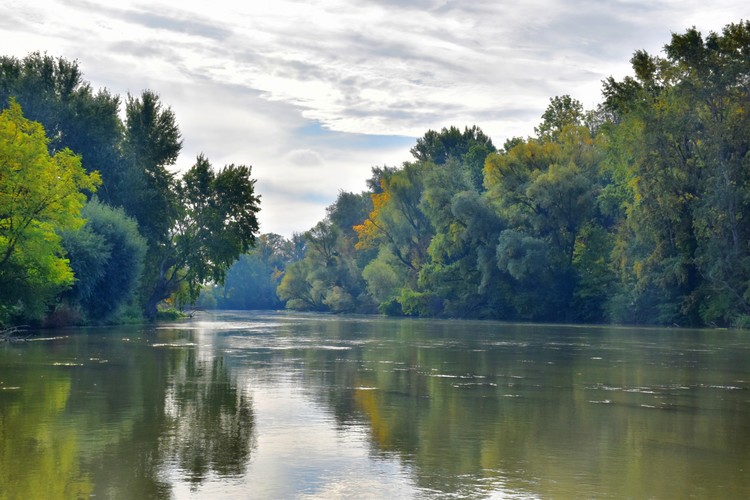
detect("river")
[1,311,749,498]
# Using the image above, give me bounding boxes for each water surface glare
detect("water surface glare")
[1,311,749,498]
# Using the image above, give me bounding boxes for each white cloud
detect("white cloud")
[1,0,748,235]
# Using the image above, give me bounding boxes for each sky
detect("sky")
[1,0,747,237]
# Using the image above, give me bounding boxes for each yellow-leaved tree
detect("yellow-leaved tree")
[0,101,100,325]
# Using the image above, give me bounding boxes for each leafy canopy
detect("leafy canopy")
[0,101,100,323]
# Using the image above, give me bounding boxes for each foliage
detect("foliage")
[0,55,261,324]
[121,90,182,246]
[277,20,750,326]
[206,233,295,310]
[0,101,100,324]
[0,53,124,201]
[6,21,750,327]
[61,198,147,322]
[279,216,374,314]
[143,154,260,319]
[602,20,750,325]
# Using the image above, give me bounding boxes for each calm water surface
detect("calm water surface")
[1,311,749,498]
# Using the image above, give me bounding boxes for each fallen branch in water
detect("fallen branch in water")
[0,325,29,342]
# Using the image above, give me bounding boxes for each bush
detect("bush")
[61,199,146,322]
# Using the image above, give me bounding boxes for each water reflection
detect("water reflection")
[0,326,254,498]
[2,313,750,498]
[215,313,750,498]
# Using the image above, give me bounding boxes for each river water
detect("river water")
[1,311,749,498]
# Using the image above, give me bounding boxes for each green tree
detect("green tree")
[122,90,182,246]
[211,233,294,310]
[61,199,147,322]
[0,102,100,324]
[534,95,584,141]
[355,161,432,277]
[0,53,125,203]
[143,154,260,319]
[277,258,327,311]
[410,125,496,190]
[277,189,379,314]
[484,108,610,321]
[599,24,750,325]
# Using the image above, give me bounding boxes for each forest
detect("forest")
[2,21,750,328]
[0,54,260,326]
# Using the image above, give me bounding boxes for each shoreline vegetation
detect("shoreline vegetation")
[3,21,750,330]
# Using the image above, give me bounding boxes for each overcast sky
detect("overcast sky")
[1,0,747,236]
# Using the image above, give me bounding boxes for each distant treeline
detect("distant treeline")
[0,53,260,326]
[204,21,750,327]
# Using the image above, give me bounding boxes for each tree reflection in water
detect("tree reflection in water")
[162,353,255,487]
[0,328,255,498]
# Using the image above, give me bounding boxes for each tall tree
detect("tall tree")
[122,90,182,245]
[484,105,609,321]
[410,125,496,190]
[534,95,584,141]
[0,53,124,202]
[143,154,260,319]
[600,23,750,325]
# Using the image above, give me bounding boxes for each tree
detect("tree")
[143,154,260,319]
[0,53,125,203]
[277,258,327,311]
[0,55,264,322]
[600,23,750,325]
[534,95,584,141]
[0,101,100,324]
[327,190,373,241]
[410,125,496,190]
[355,161,432,276]
[668,22,750,325]
[208,233,293,310]
[61,199,147,322]
[484,106,609,321]
[122,90,182,246]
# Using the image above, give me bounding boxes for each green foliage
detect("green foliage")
[0,55,261,324]
[61,199,147,322]
[731,314,750,330]
[280,217,373,314]
[410,125,496,190]
[275,19,750,326]
[143,154,261,319]
[0,101,100,325]
[277,259,327,311]
[362,248,404,305]
[602,20,750,325]
[534,95,584,141]
[122,90,182,246]
[209,233,293,310]
[0,53,124,202]
[398,288,442,317]
[6,21,750,327]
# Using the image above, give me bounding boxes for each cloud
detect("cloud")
[118,9,231,40]
[284,149,325,167]
[2,0,749,236]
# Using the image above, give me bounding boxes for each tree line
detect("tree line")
[3,21,749,328]
[205,21,750,327]
[0,53,261,326]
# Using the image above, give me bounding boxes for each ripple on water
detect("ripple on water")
[151,342,197,348]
